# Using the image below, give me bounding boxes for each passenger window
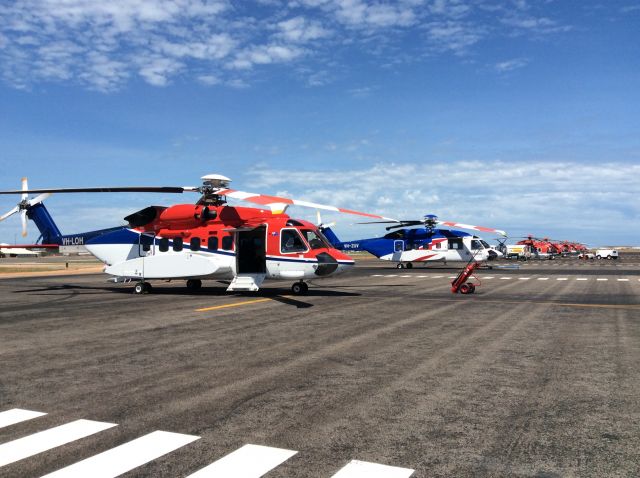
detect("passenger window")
[208,236,218,250]
[448,239,463,250]
[281,229,307,253]
[190,237,201,251]
[222,236,233,250]
[159,237,169,252]
[173,237,183,252]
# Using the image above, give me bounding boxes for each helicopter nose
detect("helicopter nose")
[327,250,355,275]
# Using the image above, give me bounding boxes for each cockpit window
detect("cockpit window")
[471,239,483,250]
[480,240,490,248]
[301,229,328,249]
[281,229,307,253]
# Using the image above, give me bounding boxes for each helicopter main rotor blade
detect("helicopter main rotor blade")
[437,221,507,237]
[0,186,196,195]
[215,188,396,221]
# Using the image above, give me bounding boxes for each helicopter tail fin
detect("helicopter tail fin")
[320,226,343,249]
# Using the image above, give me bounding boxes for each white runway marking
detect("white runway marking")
[400,275,411,278]
[518,277,530,280]
[617,278,629,282]
[186,444,297,478]
[42,430,199,478]
[537,278,549,280]
[372,274,384,277]
[556,278,568,281]
[331,460,414,477]
[499,277,511,280]
[0,409,46,429]
[576,278,588,281]
[386,275,398,278]
[447,276,456,279]
[417,275,429,278]
[431,275,443,279]
[483,276,494,279]
[597,278,608,281]
[0,419,116,467]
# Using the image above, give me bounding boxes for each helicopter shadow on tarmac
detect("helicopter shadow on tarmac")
[12,283,360,308]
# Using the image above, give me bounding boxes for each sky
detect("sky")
[0,0,639,246]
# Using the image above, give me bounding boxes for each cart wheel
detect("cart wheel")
[468,283,476,294]
[459,283,471,294]
[396,263,405,269]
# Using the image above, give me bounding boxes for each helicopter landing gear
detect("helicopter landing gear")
[396,262,412,269]
[405,262,413,269]
[291,281,309,295]
[396,263,404,269]
[134,281,152,294]
[186,279,202,292]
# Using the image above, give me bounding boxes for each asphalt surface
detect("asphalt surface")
[1,255,639,477]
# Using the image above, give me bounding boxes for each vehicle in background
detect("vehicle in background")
[505,244,533,260]
[595,248,619,260]
[578,252,595,260]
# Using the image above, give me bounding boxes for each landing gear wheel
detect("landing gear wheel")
[468,283,476,294]
[459,283,471,294]
[405,262,413,269]
[186,279,202,291]
[396,263,405,269]
[291,281,308,295]
[134,282,151,294]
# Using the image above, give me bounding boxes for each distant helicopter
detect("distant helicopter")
[321,214,506,268]
[0,174,395,294]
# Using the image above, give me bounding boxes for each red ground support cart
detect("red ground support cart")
[451,259,482,294]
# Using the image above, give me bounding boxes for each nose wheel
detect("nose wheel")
[291,281,309,295]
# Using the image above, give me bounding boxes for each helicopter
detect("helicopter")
[320,214,507,269]
[0,174,396,295]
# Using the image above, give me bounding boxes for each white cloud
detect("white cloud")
[0,0,575,90]
[244,161,640,243]
[276,16,331,42]
[494,57,529,72]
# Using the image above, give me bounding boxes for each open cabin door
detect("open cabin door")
[236,226,267,274]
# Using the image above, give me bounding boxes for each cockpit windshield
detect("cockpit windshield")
[480,240,490,248]
[301,229,330,249]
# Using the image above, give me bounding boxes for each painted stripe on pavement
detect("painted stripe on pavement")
[518,277,530,280]
[618,278,629,282]
[431,275,443,279]
[0,419,116,467]
[42,430,199,478]
[597,278,608,281]
[576,278,588,281]
[500,277,511,280]
[0,409,46,429]
[537,278,549,280]
[557,278,568,281]
[400,275,411,278]
[331,460,414,477]
[186,444,297,478]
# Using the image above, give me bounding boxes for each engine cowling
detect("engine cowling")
[158,204,217,229]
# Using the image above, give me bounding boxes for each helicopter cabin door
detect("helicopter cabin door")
[392,239,404,262]
[236,227,267,274]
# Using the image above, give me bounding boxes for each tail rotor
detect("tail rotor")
[0,177,52,237]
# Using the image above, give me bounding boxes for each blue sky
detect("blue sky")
[0,0,639,246]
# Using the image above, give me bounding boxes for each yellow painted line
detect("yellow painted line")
[196,298,272,312]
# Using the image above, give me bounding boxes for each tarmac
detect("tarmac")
[0,254,639,477]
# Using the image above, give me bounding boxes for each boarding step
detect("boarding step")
[226,273,266,292]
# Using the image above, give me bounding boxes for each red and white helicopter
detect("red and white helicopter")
[0,174,395,294]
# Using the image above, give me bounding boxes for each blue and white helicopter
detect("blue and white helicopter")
[321,214,506,268]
